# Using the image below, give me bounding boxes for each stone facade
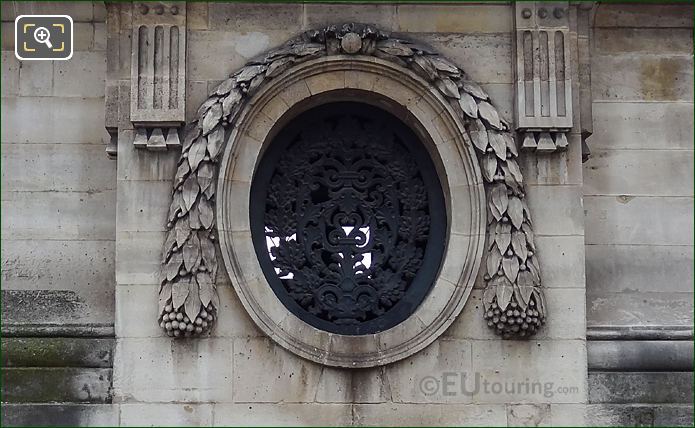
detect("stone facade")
[1,2,692,426]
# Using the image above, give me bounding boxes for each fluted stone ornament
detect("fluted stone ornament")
[158,23,547,340]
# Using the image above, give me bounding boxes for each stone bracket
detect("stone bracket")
[514,2,573,154]
[129,2,186,150]
[133,127,181,151]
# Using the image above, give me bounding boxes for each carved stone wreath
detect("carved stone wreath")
[158,23,547,342]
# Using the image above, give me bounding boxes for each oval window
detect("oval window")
[250,102,446,335]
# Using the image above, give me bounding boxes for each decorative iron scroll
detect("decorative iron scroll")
[250,104,446,335]
[159,22,547,339]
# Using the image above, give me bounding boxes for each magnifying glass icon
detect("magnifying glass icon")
[33,26,53,49]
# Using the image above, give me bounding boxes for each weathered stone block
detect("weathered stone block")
[524,185,584,236]
[315,366,390,404]
[212,403,353,426]
[353,403,508,426]
[232,337,322,403]
[2,337,113,368]
[115,180,171,232]
[385,338,473,403]
[208,3,302,33]
[2,190,116,240]
[586,244,693,294]
[1,97,106,144]
[470,339,587,403]
[585,149,694,197]
[18,61,54,96]
[587,291,694,327]
[396,4,513,33]
[587,340,694,371]
[113,338,233,402]
[187,2,209,30]
[507,403,552,427]
[3,367,112,403]
[595,28,693,55]
[2,143,116,192]
[591,102,694,150]
[584,196,693,245]
[120,403,213,426]
[1,404,119,427]
[592,55,693,102]
[534,235,586,288]
[115,231,164,285]
[594,4,693,28]
[54,51,106,97]
[304,3,396,28]
[1,52,19,97]
[588,372,694,404]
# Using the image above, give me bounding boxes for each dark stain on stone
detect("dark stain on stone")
[640,58,681,101]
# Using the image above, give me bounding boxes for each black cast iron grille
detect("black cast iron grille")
[250,102,446,335]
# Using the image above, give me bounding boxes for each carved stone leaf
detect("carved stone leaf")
[516,271,535,305]
[214,78,235,96]
[163,228,177,262]
[469,119,489,152]
[292,42,324,56]
[195,98,217,120]
[235,64,267,83]
[205,126,225,161]
[175,161,190,187]
[506,158,523,184]
[411,55,438,81]
[197,272,214,307]
[197,163,214,195]
[501,164,520,193]
[376,39,413,56]
[522,222,536,251]
[202,102,222,135]
[182,174,200,212]
[487,130,507,161]
[494,276,513,310]
[183,231,201,272]
[486,244,502,277]
[534,288,547,316]
[171,278,189,309]
[430,56,459,74]
[165,252,183,281]
[200,235,216,273]
[168,191,183,223]
[182,126,201,153]
[527,256,541,285]
[482,153,497,182]
[491,183,508,217]
[477,101,502,130]
[511,230,528,262]
[461,80,489,100]
[507,196,524,229]
[502,256,519,283]
[495,222,512,253]
[184,277,201,319]
[158,281,172,311]
[436,77,460,99]
[504,133,518,157]
[199,197,214,230]
[266,56,295,77]
[248,74,265,94]
[188,137,207,172]
[222,90,242,118]
[458,92,478,119]
[175,220,190,247]
[204,180,216,200]
[482,283,497,311]
[188,205,201,230]
[522,198,533,226]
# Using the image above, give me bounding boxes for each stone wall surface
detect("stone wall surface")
[585,3,694,330]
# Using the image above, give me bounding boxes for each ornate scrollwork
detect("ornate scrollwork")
[159,22,546,339]
[251,105,445,334]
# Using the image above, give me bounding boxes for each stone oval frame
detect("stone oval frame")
[216,56,486,367]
